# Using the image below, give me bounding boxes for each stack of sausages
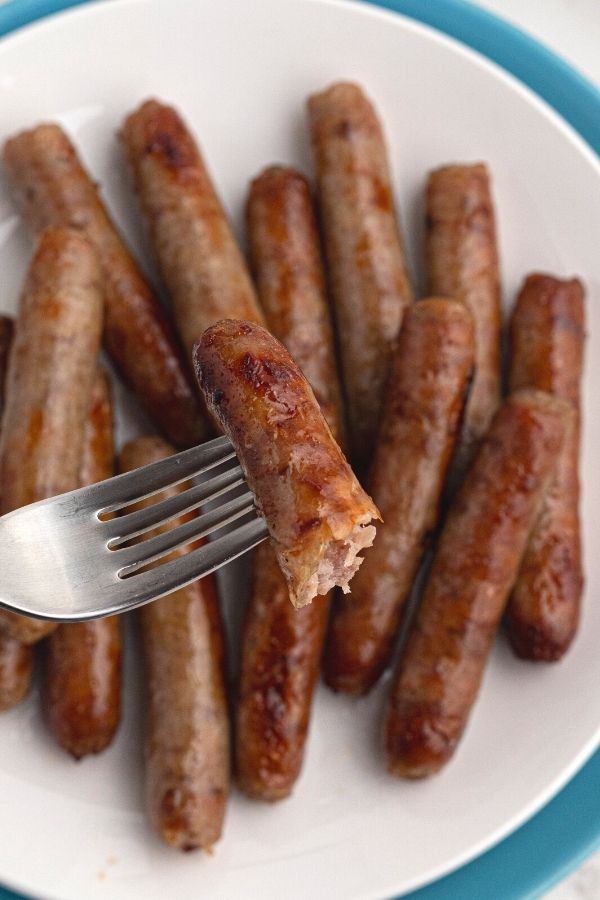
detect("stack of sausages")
[0,79,585,854]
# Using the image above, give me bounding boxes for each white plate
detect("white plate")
[0,1,599,898]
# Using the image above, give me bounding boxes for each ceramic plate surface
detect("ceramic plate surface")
[0,1,599,898]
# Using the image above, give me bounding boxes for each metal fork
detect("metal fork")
[0,436,268,623]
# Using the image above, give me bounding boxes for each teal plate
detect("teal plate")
[0,1,598,897]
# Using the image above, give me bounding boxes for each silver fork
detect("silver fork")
[0,435,268,623]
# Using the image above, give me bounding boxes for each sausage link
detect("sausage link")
[426,164,501,476]
[385,389,568,777]
[0,317,33,709]
[194,319,380,609]
[307,82,413,471]
[45,369,122,757]
[119,436,230,852]
[236,167,346,799]
[2,124,205,448]
[506,274,585,660]
[325,299,475,695]
[0,226,103,643]
[122,99,265,362]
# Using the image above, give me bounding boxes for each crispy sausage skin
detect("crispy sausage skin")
[0,226,103,644]
[120,436,230,852]
[45,370,122,758]
[122,99,265,362]
[0,316,33,710]
[236,167,346,800]
[194,319,380,609]
[385,390,568,778]
[325,299,475,695]
[2,123,205,448]
[506,274,585,660]
[426,164,501,476]
[307,82,413,471]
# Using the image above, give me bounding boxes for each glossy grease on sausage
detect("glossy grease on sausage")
[307,82,413,470]
[120,436,230,852]
[194,319,379,609]
[426,163,501,476]
[325,299,474,695]
[506,274,585,660]
[122,99,264,362]
[2,123,205,448]
[385,390,567,777]
[45,370,122,758]
[0,226,103,643]
[237,169,346,799]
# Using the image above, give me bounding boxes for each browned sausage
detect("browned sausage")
[426,164,501,477]
[121,99,265,362]
[2,124,205,449]
[235,167,346,800]
[506,274,585,660]
[45,369,122,758]
[325,299,475,695]
[120,436,229,852]
[0,316,14,419]
[307,82,413,471]
[0,316,33,710]
[385,389,568,777]
[0,226,103,644]
[194,319,380,609]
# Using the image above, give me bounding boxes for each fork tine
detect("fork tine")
[104,462,245,543]
[115,492,257,574]
[118,517,269,609]
[94,435,235,514]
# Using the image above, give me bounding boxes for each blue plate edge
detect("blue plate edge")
[0,1,597,899]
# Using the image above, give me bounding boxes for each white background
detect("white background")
[477,3,600,898]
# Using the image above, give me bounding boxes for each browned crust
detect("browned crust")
[194,319,380,609]
[325,299,474,695]
[0,226,103,643]
[385,389,568,777]
[506,274,585,660]
[307,82,413,470]
[3,122,206,448]
[119,436,230,852]
[426,163,501,476]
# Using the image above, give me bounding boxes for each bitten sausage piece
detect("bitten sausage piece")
[122,99,265,362]
[506,274,585,661]
[120,436,230,852]
[0,226,103,644]
[236,167,346,800]
[426,164,501,476]
[307,82,413,471]
[194,320,379,609]
[2,123,205,448]
[0,317,33,710]
[325,299,475,695]
[385,389,568,778]
[45,370,122,758]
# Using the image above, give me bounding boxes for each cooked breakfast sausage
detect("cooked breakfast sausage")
[194,319,380,609]
[426,163,501,477]
[506,274,585,660]
[120,436,230,852]
[307,82,413,471]
[0,316,14,419]
[122,99,265,362]
[2,123,205,448]
[385,389,568,777]
[45,369,122,758]
[325,299,475,695]
[236,167,346,800]
[0,226,103,644]
[0,317,33,710]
